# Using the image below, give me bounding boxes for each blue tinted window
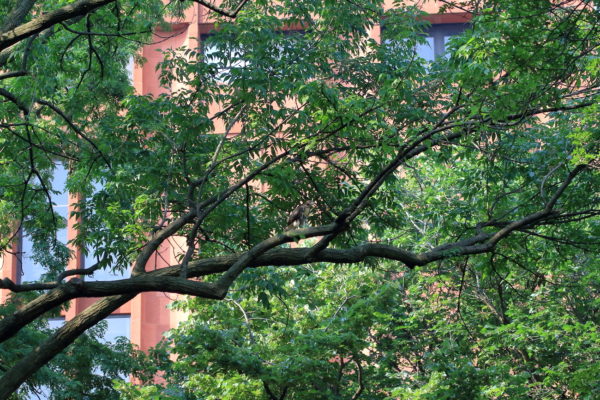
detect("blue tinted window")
[101,314,131,343]
[85,180,127,281]
[424,23,468,58]
[20,163,69,282]
[383,23,468,61]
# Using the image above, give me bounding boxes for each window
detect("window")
[96,315,132,383]
[416,36,435,61]
[85,251,126,281]
[20,163,69,282]
[383,22,469,63]
[421,23,468,60]
[101,314,131,343]
[85,180,127,281]
[47,317,65,330]
[201,30,305,82]
[201,34,249,82]
[126,56,134,82]
[43,315,130,341]
[19,167,126,283]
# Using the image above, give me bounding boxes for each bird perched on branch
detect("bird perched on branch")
[286,200,315,230]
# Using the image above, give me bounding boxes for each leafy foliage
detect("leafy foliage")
[0,299,150,400]
[0,0,599,398]
[120,253,600,399]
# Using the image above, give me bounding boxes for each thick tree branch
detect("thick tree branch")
[0,163,588,347]
[0,0,116,52]
[214,223,338,296]
[0,294,134,399]
[0,0,37,34]
[0,71,27,81]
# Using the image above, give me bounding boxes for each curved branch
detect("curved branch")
[0,71,27,81]
[350,357,364,400]
[0,87,29,114]
[214,223,338,297]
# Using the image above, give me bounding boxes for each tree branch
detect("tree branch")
[0,0,116,52]
[0,87,29,114]
[350,357,364,400]
[0,162,589,347]
[192,0,252,18]
[0,71,27,81]
[35,99,111,169]
[0,0,37,34]
[0,294,134,399]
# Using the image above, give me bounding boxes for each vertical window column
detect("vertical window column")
[20,163,69,283]
[85,180,127,281]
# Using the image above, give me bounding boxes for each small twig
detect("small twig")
[350,357,364,400]
[227,298,255,343]
[192,0,252,19]
[539,162,564,202]
[59,21,150,37]
[35,99,112,169]
[56,261,102,282]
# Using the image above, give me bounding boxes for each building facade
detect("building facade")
[0,0,469,354]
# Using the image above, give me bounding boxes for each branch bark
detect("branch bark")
[0,0,116,52]
[0,0,37,34]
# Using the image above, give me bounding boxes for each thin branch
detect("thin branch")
[227,298,255,343]
[59,21,150,37]
[35,99,111,169]
[56,261,102,282]
[350,357,364,400]
[192,0,252,18]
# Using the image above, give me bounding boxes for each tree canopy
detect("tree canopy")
[0,0,599,398]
